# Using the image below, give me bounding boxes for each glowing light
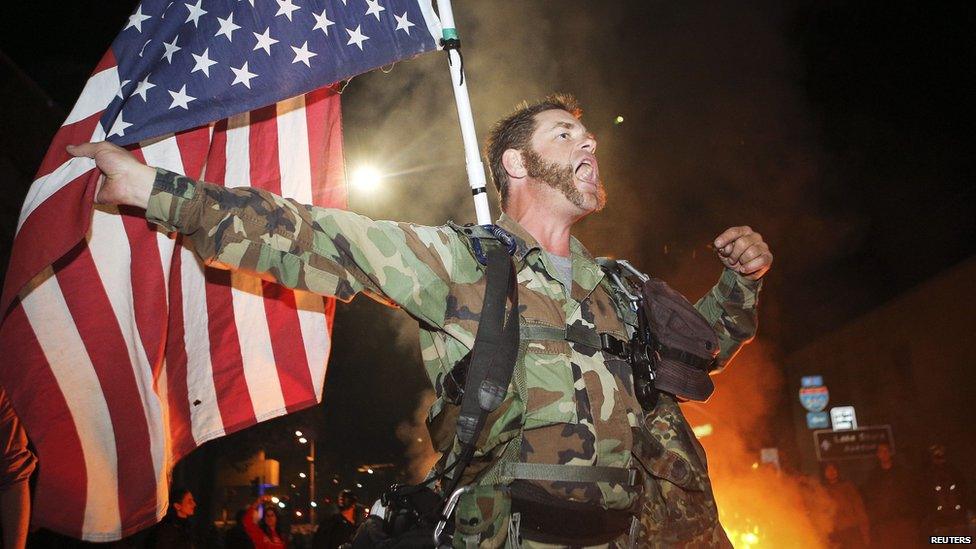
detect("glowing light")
[614,115,624,125]
[299,472,307,479]
[278,502,286,508]
[751,462,759,470]
[295,511,303,517]
[295,430,303,437]
[351,165,383,192]
[310,501,318,508]
[741,532,760,546]
[692,423,713,438]
[271,496,280,504]
[366,468,374,474]
[356,483,363,488]
[298,436,308,444]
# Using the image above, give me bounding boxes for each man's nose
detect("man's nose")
[580,133,597,153]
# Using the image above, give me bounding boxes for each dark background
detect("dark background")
[1,0,973,540]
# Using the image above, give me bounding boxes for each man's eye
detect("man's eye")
[558,132,570,139]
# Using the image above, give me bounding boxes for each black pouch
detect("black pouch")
[350,484,441,549]
[640,278,719,402]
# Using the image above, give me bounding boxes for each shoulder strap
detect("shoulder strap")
[442,239,520,497]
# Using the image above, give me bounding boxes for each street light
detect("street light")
[350,165,383,192]
[296,430,316,525]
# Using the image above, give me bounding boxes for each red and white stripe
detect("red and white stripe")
[0,52,345,541]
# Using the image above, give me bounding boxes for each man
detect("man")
[153,487,198,548]
[312,489,363,549]
[822,463,870,548]
[68,94,772,547]
[923,444,972,537]
[861,444,918,548]
[0,386,35,549]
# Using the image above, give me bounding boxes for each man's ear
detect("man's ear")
[502,148,527,180]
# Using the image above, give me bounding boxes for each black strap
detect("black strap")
[443,243,519,497]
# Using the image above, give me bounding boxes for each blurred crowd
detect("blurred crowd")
[820,443,974,548]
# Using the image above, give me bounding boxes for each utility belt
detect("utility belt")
[507,465,642,546]
[512,493,636,546]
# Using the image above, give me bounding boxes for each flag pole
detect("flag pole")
[436,0,493,226]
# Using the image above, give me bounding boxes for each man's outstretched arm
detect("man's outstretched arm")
[694,226,773,370]
[68,141,461,328]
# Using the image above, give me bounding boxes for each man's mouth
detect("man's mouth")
[574,156,599,185]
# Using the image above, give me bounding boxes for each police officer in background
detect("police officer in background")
[68,93,772,547]
[312,489,364,549]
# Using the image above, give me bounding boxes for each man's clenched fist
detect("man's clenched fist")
[713,226,773,281]
[66,141,156,209]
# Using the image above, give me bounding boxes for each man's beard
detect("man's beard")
[522,148,606,211]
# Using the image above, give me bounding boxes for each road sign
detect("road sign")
[814,425,893,461]
[830,406,858,430]
[800,386,830,412]
[806,411,830,429]
[801,375,824,388]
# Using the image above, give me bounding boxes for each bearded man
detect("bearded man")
[69,94,772,547]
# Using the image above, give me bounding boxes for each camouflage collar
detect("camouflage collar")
[496,213,604,302]
[495,213,543,262]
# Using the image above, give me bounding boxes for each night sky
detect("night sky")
[1,0,973,507]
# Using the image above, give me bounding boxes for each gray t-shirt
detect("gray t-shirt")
[546,252,573,295]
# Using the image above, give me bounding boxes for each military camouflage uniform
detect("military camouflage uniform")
[145,169,761,548]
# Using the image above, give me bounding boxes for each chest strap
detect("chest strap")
[520,324,630,359]
[502,462,640,486]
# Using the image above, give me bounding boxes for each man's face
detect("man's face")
[523,109,605,214]
[824,464,839,483]
[174,492,196,518]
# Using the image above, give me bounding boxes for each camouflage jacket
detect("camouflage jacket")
[145,169,761,513]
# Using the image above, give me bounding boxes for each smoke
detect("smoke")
[683,341,836,547]
[394,389,441,483]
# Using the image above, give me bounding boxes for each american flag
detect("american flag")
[0,0,441,541]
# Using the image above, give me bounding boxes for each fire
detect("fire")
[683,342,836,548]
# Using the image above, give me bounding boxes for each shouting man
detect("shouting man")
[69,94,772,547]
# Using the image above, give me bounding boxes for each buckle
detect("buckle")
[600,333,630,358]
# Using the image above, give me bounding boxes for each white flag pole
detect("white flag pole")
[436,0,493,225]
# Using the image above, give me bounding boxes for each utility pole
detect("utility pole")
[308,439,316,526]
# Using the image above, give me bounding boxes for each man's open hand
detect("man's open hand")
[66,141,156,209]
[714,226,773,280]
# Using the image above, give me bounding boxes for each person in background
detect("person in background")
[0,386,35,549]
[225,508,256,549]
[153,487,197,548]
[862,443,918,548]
[243,496,287,549]
[923,444,973,536]
[311,489,362,549]
[823,462,870,548]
